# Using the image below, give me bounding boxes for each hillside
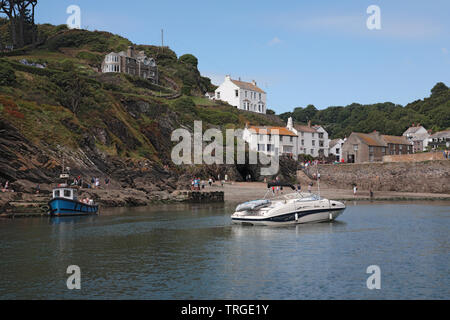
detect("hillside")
[279,82,450,139]
[0,25,284,193]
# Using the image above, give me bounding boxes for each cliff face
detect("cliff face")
[0,26,283,192]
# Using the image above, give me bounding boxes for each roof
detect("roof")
[230,79,266,94]
[249,126,297,137]
[294,125,317,133]
[329,139,343,149]
[381,135,411,145]
[429,130,450,139]
[353,132,386,147]
[403,126,424,134]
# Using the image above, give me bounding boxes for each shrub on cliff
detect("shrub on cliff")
[179,54,198,68]
[0,61,16,86]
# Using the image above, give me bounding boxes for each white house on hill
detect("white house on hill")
[215,75,267,114]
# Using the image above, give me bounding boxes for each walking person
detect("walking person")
[353,184,357,196]
[208,178,213,187]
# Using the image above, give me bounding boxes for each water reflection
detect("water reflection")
[0,202,448,299]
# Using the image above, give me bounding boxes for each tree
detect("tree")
[0,0,37,48]
[54,71,89,115]
[179,54,198,68]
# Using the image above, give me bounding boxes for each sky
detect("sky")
[32,0,449,113]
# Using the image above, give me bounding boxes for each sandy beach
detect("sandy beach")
[218,182,450,203]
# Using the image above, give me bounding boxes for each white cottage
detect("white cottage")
[215,75,267,114]
[329,138,345,162]
[403,124,430,152]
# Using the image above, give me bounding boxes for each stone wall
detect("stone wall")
[383,152,445,163]
[310,160,450,193]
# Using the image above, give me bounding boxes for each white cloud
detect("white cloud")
[268,37,282,46]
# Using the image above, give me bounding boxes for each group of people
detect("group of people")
[80,197,94,205]
[1,180,10,193]
[443,150,450,159]
[69,176,110,189]
[190,175,227,191]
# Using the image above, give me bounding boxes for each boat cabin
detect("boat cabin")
[52,188,77,201]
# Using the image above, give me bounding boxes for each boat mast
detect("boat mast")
[316,164,321,199]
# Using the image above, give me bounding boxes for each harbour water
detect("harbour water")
[0,201,449,299]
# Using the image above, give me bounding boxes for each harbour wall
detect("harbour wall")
[304,160,450,193]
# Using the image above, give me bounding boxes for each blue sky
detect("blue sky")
[33,0,449,113]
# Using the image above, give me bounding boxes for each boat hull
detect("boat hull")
[231,207,345,226]
[48,198,98,217]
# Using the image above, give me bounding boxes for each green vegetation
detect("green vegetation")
[0,24,280,165]
[280,82,450,138]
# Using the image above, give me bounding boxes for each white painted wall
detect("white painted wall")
[215,76,267,114]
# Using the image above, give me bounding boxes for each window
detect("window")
[235,90,239,97]
[245,91,247,98]
[301,139,304,146]
[258,144,265,151]
[54,190,60,198]
[290,136,293,142]
[353,144,358,151]
[312,140,316,146]
[319,141,324,147]
[310,149,314,154]
[319,133,324,139]
[301,132,304,137]
[64,190,71,198]
[336,148,340,154]
[259,93,261,100]
[369,146,374,153]
[217,92,220,99]
[312,133,315,138]
[267,144,272,152]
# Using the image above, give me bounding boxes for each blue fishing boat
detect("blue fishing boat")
[48,186,98,216]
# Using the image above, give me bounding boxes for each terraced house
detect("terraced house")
[242,124,299,159]
[101,46,158,84]
[342,131,412,163]
[286,118,330,158]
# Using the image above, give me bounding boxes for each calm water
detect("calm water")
[0,201,449,300]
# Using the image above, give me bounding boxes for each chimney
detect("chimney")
[127,46,135,58]
[225,75,231,81]
[252,80,257,86]
[287,117,293,130]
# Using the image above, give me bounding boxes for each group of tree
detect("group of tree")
[279,82,450,139]
[0,0,37,49]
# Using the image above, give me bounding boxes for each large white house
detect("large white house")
[215,75,267,114]
[287,118,330,158]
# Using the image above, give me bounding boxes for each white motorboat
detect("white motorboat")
[231,183,345,226]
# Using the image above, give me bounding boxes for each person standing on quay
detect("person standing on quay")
[353,184,357,196]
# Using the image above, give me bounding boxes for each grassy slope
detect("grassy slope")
[0,25,282,167]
